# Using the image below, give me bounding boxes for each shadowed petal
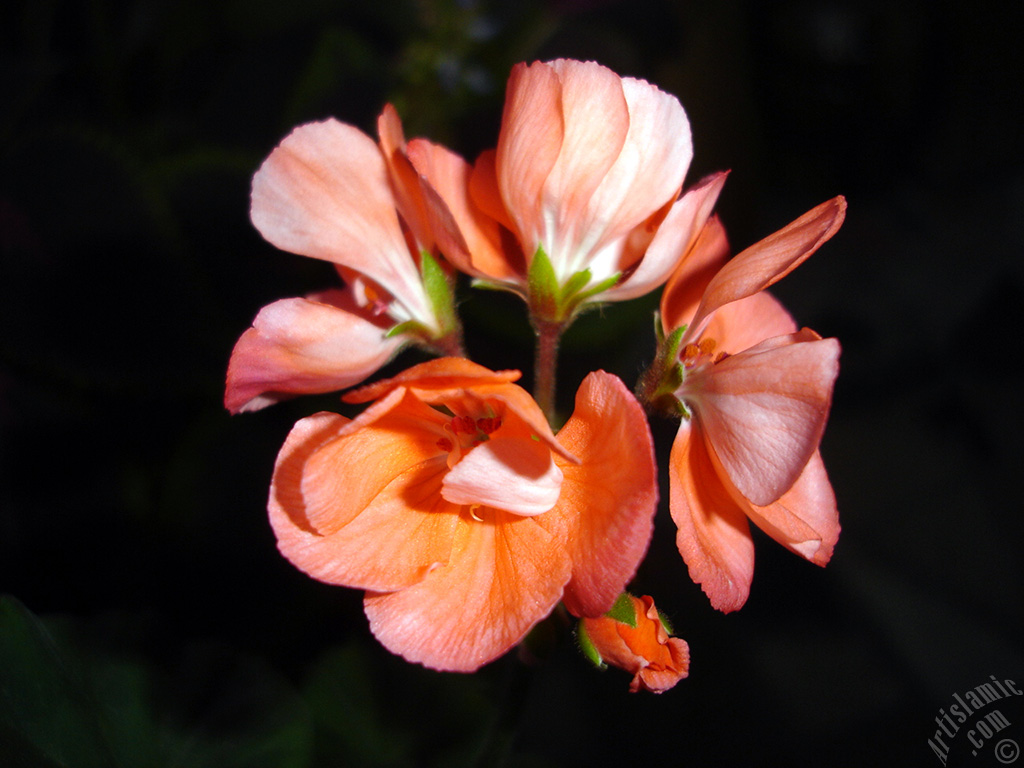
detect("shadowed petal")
[669,422,754,613]
[542,371,658,617]
[364,510,571,671]
[701,289,797,354]
[224,290,404,413]
[685,331,840,506]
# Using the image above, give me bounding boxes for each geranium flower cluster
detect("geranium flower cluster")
[226,59,844,692]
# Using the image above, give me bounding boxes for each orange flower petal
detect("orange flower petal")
[684,331,840,506]
[269,392,460,592]
[701,289,797,354]
[224,291,404,414]
[377,105,434,253]
[342,356,520,403]
[364,510,571,671]
[542,371,658,618]
[669,422,755,612]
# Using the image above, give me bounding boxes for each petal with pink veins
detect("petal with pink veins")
[684,332,841,506]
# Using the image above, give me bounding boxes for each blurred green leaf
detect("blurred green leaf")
[0,595,121,768]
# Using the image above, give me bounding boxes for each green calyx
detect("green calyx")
[576,622,606,670]
[526,245,620,325]
[636,316,691,418]
[386,251,462,351]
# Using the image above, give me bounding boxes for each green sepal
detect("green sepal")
[575,622,606,670]
[605,592,637,628]
[470,278,521,295]
[420,250,457,336]
[385,320,431,339]
[526,245,559,319]
[657,609,675,635]
[560,268,593,302]
[571,271,621,306]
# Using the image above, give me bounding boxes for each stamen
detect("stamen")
[476,417,502,434]
[436,437,454,452]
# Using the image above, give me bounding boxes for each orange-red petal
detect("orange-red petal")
[669,421,755,612]
[364,510,571,672]
[542,371,658,618]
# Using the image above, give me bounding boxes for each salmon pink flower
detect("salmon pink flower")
[578,593,690,693]
[643,198,846,612]
[411,59,720,324]
[225,106,463,413]
[268,357,658,671]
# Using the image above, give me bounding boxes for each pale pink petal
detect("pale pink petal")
[606,172,727,302]
[269,391,461,592]
[669,421,755,613]
[541,371,658,617]
[441,435,563,516]
[568,72,692,279]
[250,120,430,323]
[495,61,566,252]
[688,196,846,337]
[684,332,841,506]
[224,290,405,413]
[659,215,730,334]
[364,510,571,671]
[744,450,840,565]
[528,60,630,270]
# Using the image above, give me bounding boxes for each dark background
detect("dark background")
[2,1,1022,766]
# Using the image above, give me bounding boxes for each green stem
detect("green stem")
[532,320,563,425]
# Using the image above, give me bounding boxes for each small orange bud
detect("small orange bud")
[578,594,689,693]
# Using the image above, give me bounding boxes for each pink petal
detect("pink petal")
[377,105,434,253]
[495,61,566,253]
[568,71,692,278]
[700,289,797,354]
[659,215,730,334]
[606,171,727,302]
[441,435,563,516]
[250,120,430,324]
[744,450,840,566]
[364,511,571,671]
[406,139,514,282]
[684,331,841,506]
[224,290,405,413]
[669,422,755,612]
[541,371,658,617]
[688,196,846,337]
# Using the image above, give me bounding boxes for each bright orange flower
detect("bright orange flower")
[409,59,722,321]
[268,358,658,671]
[578,594,690,694]
[225,106,461,413]
[650,198,846,612]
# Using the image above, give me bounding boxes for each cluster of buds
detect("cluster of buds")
[226,59,843,692]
